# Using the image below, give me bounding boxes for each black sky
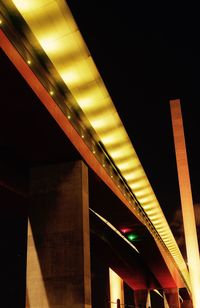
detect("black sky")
[66,1,200,226]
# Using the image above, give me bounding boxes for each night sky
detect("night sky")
[66,0,200,255]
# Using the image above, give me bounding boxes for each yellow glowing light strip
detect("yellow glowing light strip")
[10,0,190,289]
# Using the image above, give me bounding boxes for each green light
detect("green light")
[127,233,139,241]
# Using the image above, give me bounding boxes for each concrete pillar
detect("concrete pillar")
[134,290,148,308]
[181,299,193,308]
[146,290,151,308]
[150,290,164,307]
[164,294,170,308]
[170,99,200,308]
[164,288,181,308]
[91,256,110,308]
[26,161,91,308]
[179,288,193,308]
[109,268,124,308]
[124,282,134,308]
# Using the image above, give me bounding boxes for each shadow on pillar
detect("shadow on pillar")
[124,282,134,307]
[90,250,110,308]
[179,288,193,308]
[134,289,148,308]
[0,185,28,307]
[150,289,164,308]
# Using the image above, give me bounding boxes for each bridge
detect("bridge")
[0,1,194,307]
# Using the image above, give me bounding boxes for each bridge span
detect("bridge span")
[0,1,193,307]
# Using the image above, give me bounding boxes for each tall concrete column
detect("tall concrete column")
[26,160,91,308]
[164,288,180,308]
[170,100,200,307]
[134,289,148,308]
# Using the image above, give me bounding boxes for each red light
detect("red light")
[120,227,132,234]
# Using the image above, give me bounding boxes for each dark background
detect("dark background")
[66,0,200,250]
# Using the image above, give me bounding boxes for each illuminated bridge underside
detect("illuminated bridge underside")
[0,0,190,293]
[0,48,188,296]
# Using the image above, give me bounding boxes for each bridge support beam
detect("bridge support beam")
[164,288,181,308]
[27,160,91,308]
[134,289,148,307]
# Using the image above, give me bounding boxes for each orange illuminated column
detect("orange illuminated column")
[109,268,124,308]
[146,290,151,307]
[170,99,200,308]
